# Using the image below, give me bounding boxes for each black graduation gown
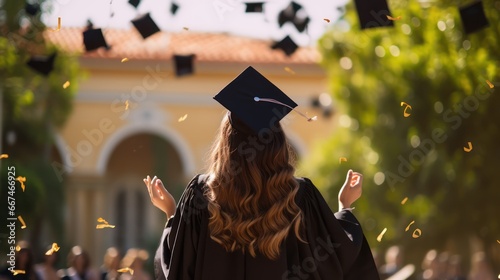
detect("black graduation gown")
[155,174,380,280]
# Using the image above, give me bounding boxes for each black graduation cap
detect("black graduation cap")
[293,16,309,32]
[128,0,141,8]
[131,13,160,39]
[245,2,264,13]
[459,1,489,34]
[173,54,195,77]
[278,2,303,27]
[213,66,298,134]
[25,3,40,16]
[271,36,298,56]
[83,28,109,51]
[27,53,56,76]
[171,2,180,15]
[354,0,394,29]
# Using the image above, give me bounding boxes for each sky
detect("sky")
[42,0,349,46]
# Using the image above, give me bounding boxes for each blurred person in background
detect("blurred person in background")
[468,251,495,280]
[445,254,466,280]
[58,246,97,280]
[35,244,60,280]
[119,249,150,280]
[0,241,39,280]
[379,245,404,279]
[419,249,439,280]
[100,247,121,280]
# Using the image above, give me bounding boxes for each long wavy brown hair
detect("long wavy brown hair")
[205,113,304,260]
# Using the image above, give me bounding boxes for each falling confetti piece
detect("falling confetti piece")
[463,142,473,152]
[121,58,129,63]
[51,17,61,31]
[16,176,26,192]
[400,102,412,117]
[405,220,415,232]
[497,240,500,244]
[412,228,422,238]
[45,243,60,255]
[183,27,189,31]
[97,217,108,224]
[63,81,70,89]
[117,268,134,275]
[339,157,347,164]
[96,224,116,229]
[18,216,27,229]
[178,114,188,122]
[125,100,129,110]
[401,197,408,205]
[323,18,331,23]
[387,15,402,21]
[0,154,8,159]
[284,67,296,75]
[486,80,494,89]
[11,270,26,275]
[377,228,387,242]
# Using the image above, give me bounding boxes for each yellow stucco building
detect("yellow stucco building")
[45,28,335,263]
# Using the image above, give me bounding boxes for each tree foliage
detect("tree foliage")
[303,0,500,270]
[0,0,82,254]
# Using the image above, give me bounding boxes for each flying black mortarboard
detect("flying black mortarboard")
[131,13,160,39]
[83,28,109,51]
[271,36,298,56]
[27,53,56,76]
[245,2,264,13]
[459,1,489,34]
[128,0,141,8]
[354,0,394,29]
[171,2,180,15]
[214,66,306,134]
[278,2,303,27]
[173,55,195,77]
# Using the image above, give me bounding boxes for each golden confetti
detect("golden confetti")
[178,114,188,122]
[121,58,129,63]
[18,216,27,229]
[412,228,422,238]
[11,270,26,275]
[97,217,108,224]
[16,176,26,192]
[377,228,387,242]
[405,220,415,232]
[401,197,408,205]
[323,18,331,23]
[284,67,296,75]
[45,243,60,255]
[400,102,412,117]
[486,80,494,89]
[463,142,473,152]
[15,245,21,251]
[183,27,189,31]
[117,268,134,275]
[387,15,402,21]
[125,100,129,110]
[339,157,347,164]
[497,239,500,244]
[0,154,8,159]
[51,17,61,31]
[63,81,70,89]
[96,224,116,229]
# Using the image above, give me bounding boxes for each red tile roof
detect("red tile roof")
[44,28,321,64]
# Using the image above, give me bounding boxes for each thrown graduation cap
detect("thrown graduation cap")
[245,2,264,13]
[278,2,303,27]
[27,53,56,76]
[128,0,141,8]
[131,13,160,39]
[83,28,109,51]
[25,3,40,16]
[354,0,394,29]
[293,16,310,32]
[214,66,315,134]
[171,2,180,15]
[173,54,195,77]
[459,1,489,34]
[271,36,298,56]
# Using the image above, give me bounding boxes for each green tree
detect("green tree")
[0,0,82,256]
[303,0,500,272]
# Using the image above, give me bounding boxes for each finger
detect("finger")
[345,169,353,184]
[154,180,165,199]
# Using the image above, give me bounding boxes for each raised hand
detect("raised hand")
[143,175,176,218]
[338,169,363,212]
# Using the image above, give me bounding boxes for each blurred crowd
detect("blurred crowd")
[0,242,151,280]
[375,245,498,280]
